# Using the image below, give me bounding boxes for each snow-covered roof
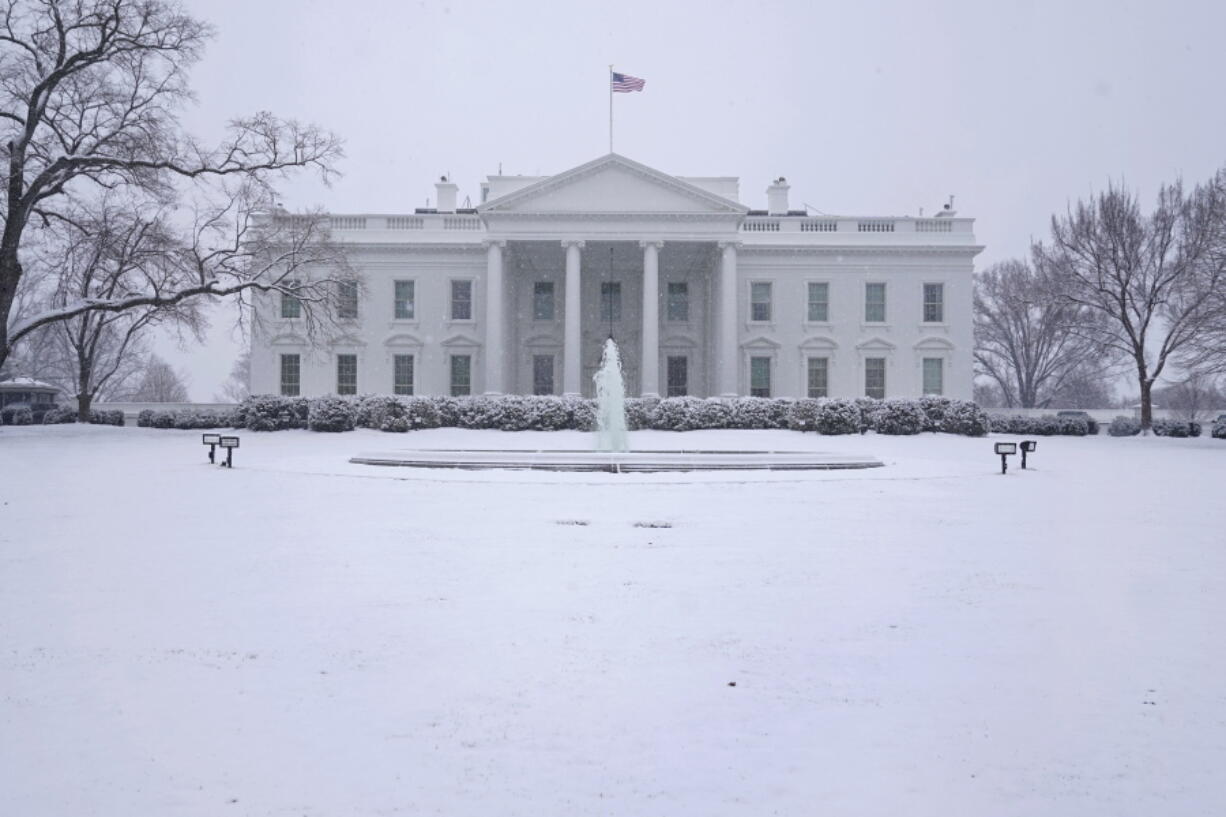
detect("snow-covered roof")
[0,377,59,391]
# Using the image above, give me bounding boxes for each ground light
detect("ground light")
[995,441,1017,474]
[1021,439,1037,469]
[202,433,221,464]
[218,436,240,468]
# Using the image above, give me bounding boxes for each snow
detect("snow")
[1,425,1224,815]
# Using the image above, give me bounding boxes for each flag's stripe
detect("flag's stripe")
[611,72,646,92]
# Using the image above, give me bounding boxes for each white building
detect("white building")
[251,153,982,400]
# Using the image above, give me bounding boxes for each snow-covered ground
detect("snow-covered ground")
[2,425,1223,816]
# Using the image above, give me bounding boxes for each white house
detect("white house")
[250,153,982,400]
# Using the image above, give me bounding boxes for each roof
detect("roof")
[0,377,60,392]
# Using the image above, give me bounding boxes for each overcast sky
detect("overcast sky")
[164,0,1226,399]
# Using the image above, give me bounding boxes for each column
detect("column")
[640,240,662,398]
[483,240,505,394]
[718,241,739,397]
[563,240,584,396]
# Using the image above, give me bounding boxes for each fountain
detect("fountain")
[349,336,883,472]
[593,338,629,452]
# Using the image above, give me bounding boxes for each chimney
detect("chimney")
[766,177,790,215]
[435,175,459,213]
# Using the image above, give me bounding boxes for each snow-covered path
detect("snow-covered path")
[2,425,1223,815]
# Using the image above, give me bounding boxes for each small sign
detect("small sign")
[202,433,221,445]
[219,436,240,449]
[994,442,1017,455]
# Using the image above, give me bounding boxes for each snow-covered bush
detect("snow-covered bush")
[3,406,33,425]
[1213,417,1226,439]
[431,396,462,427]
[651,397,704,431]
[917,396,953,432]
[353,395,401,430]
[991,414,1085,436]
[786,399,820,432]
[168,411,228,430]
[729,397,791,429]
[1108,416,1141,437]
[874,399,926,435]
[89,409,124,426]
[941,400,991,437]
[817,398,863,435]
[1151,419,1200,438]
[42,407,77,424]
[243,395,310,431]
[854,398,883,433]
[624,397,657,431]
[307,395,356,432]
[136,408,155,427]
[402,397,442,430]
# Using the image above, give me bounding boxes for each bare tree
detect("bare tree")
[26,203,200,419]
[215,348,249,403]
[1159,371,1224,423]
[0,0,346,373]
[973,258,1112,407]
[122,352,187,401]
[1038,174,1226,429]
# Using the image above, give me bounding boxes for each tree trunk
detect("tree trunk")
[76,393,93,423]
[1139,378,1153,431]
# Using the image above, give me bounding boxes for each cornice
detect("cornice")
[739,244,985,257]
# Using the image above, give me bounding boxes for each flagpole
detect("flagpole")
[608,64,613,153]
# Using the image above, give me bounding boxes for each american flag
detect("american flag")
[611,72,646,93]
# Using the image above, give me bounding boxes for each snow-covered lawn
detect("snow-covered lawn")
[2,425,1223,816]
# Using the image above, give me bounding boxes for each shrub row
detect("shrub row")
[0,405,124,426]
[1109,416,1204,438]
[207,393,989,436]
[1214,417,1226,440]
[991,414,1092,436]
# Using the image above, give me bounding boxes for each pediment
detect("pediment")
[856,336,897,352]
[479,154,747,216]
[441,333,481,348]
[914,335,955,351]
[741,335,782,351]
[661,334,698,349]
[384,332,423,348]
[269,333,307,347]
[799,334,840,350]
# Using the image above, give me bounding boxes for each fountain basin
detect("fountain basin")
[349,449,883,473]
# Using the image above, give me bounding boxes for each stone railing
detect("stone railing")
[741,216,972,235]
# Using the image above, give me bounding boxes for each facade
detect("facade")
[250,154,982,400]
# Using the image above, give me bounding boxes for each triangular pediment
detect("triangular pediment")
[479,154,747,216]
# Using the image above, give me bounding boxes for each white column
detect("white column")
[483,240,505,394]
[563,240,584,396]
[640,240,662,398]
[718,241,739,397]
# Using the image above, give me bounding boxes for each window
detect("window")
[865,357,886,399]
[450,355,471,396]
[865,283,886,322]
[923,283,944,323]
[750,282,772,322]
[600,281,622,323]
[807,282,829,322]
[280,281,301,319]
[394,280,415,320]
[666,282,689,322]
[451,280,473,320]
[280,354,300,396]
[533,282,555,321]
[532,354,555,395]
[922,357,943,396]
[336,354,357,395]
[807,357,829,398]
[666,356,688,397]
[335,281,358,319]
[750,356,771,397]
[393,354,414,395]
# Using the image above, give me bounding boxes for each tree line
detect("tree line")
[975,171,1226,427]
[2,2,1222,430]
